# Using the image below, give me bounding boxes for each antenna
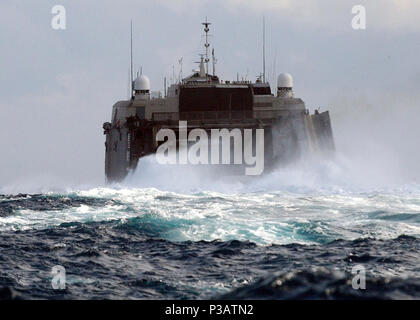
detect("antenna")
[179,57,183,83]
[263,16,266,83]
[212,48,217,76]
[130,20,134,97]
[164,77,167,98]
[272,51,277,93]
[127,68,131,99]
[172,65,175,85]
[196,54,206,78]
[202,18,211,78]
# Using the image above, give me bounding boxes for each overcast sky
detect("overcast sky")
[1,0,420,192]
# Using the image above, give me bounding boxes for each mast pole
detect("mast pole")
[130,20,134,97]
[263,16,266,83]
[202,18,211,79]
[212,48,216,76]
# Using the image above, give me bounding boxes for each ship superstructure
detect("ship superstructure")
[103,21,334,182]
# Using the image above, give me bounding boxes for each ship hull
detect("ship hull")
[104,110,334,183]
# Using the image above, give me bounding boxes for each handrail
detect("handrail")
[152,110,289,122]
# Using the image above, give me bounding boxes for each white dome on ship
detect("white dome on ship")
[277,73,293,88]
[134,75,150,91]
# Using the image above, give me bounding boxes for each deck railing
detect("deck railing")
[152,110,255,122]
[152,110,292,122]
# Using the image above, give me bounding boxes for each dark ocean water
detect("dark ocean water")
[1,189,420,300]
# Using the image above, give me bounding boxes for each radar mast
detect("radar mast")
[202,18,211,79]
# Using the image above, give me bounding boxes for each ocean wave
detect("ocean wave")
[0,221,419,299]
[1,187,420,245]
[218,267,420,300]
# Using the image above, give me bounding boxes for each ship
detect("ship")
[103,20,335,183]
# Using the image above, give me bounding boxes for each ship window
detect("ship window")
[136,107,145,119]
[252,86,272,95]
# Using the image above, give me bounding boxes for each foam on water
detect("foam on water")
[1,152,420,245]
[1,153,420,299]
[1,188,420,245]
